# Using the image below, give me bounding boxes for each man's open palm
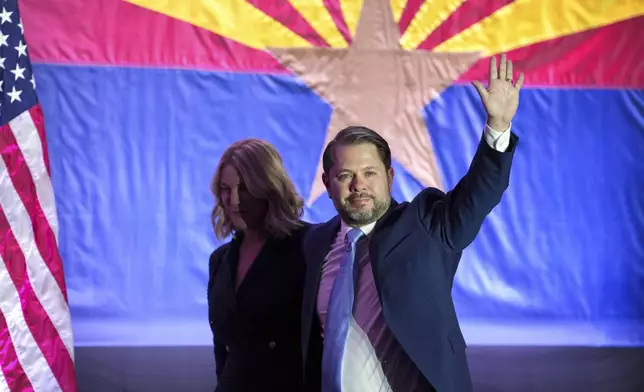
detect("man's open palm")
[473,54,525,129]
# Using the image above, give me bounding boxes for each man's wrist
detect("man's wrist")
[486,117,511,132]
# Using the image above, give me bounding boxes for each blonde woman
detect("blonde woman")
[207,138,314,392]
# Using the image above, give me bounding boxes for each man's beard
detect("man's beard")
[336,192,390,226]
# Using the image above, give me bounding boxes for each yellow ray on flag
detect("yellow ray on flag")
[124,0,311,50]
[400,0,466,50]
[339,0,364,36]
[390,0,407,22]
[434,0,644,56]
[288,0,349,47]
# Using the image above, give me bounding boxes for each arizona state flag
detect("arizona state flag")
[21,0,644,358]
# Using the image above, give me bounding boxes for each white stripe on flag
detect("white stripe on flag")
[9,110,60,241]
[0,253,60,391]
[0,154,74,359]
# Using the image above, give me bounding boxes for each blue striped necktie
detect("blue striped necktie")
[322,227,365,392]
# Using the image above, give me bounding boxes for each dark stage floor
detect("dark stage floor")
[75,346,644,392]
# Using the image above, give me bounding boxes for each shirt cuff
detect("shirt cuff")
[483,122,512,152]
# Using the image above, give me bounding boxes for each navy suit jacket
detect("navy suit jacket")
[300,133,518,392]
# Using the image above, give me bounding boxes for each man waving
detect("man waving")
[301,54,523,392]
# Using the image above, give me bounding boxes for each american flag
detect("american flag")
[0,0,77,391]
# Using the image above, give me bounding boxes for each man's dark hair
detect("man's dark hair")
[322,126,392,174]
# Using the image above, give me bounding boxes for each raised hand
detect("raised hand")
[472,53,524,131]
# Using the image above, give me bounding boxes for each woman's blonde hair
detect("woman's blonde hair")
[210,138,304,240]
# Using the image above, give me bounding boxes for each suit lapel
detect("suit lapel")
[370,198,412,276]
[235,238,276,297]
[303,216,341,309]
[218,239,240,310]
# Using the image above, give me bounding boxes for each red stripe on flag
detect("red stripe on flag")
[0,122,68,301]
[247,0,330,47]
[398,0,425,35]
[417,0,513,50]
[323,0,353,44]
[0,208,75,392]
[0,310,34,392]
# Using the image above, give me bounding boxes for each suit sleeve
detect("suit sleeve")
[207,251,227,378]
[417,129,518,252]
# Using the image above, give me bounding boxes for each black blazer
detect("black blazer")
[208,223,311,392]
[301,134,518,392]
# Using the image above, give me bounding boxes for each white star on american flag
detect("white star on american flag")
[7,85,20,102]
[10,63,24,80]
[0,7,12,24]
[14,40,26,57]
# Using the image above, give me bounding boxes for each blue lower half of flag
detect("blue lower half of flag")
[33,64,644,347]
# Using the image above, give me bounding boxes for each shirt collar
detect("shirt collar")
[340,219,376,237]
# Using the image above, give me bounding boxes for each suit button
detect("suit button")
[225,345,230,352]
[268,341,276,349]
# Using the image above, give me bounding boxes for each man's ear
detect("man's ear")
[387,167,394,191]
[322,172,335,199]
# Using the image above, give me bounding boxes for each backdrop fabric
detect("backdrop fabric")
[21,0,644,347]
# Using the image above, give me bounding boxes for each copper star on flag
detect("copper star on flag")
[269,0,480,205]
